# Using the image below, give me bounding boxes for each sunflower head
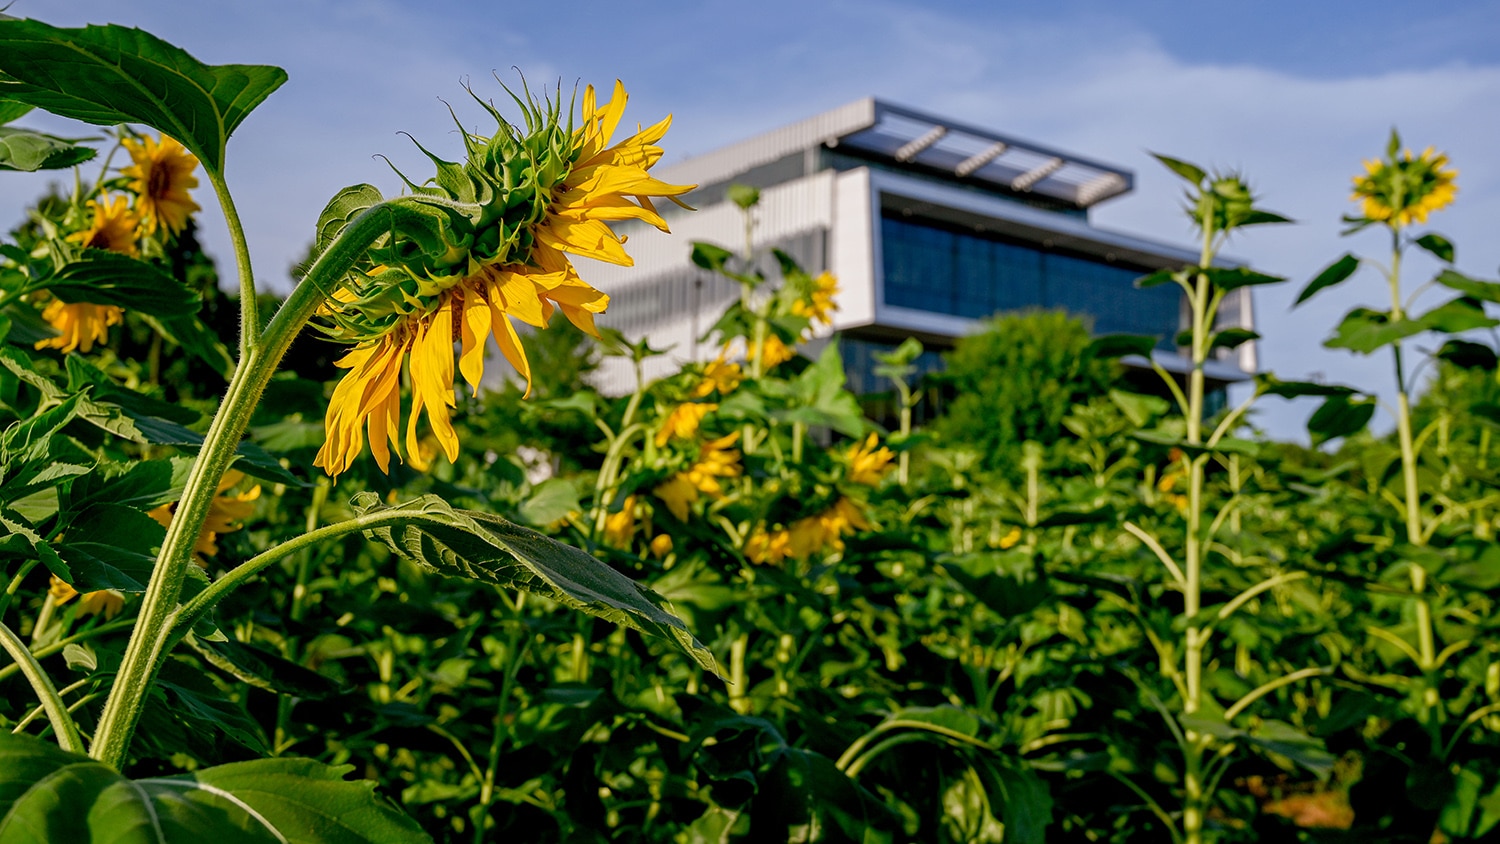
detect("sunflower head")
[121,134,201,237]
[313,80,693,478]
[1351,131,1457,228]
[67,194,141,256]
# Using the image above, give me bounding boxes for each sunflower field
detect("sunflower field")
[3,15,1500,844]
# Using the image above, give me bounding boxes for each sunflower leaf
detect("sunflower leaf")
[0,731,428,843]
[44,250,200,316]
[1295,254,1360,306]
[353,493,721,678]
[0,125,96,171]
[0,19,286,174]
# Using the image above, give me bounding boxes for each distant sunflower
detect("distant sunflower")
[314,81,693,478]
[1351,142,1457,228]
[67,194,140,256]
[148,470,261,565]
[121,134,201,236]
[34,299,124,354]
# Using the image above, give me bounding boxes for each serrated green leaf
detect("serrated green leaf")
[1296,254,1361,306]
[1210,327,1260,351]
[1436,339,1497,370]
[187,637,342,700]
[1151,152,1205,185]
[1308,394,1376,444]
[0,100,32,124]
[690,241,734,272]
[1254,374,1358,399]
[1087,334,1157,360]
[1415,233,1455,263]
[0,731,428,843]
[1203,266,1285,291]
[0,125,96,171]
[1134,268,1179,289]
[352,493,720,677]
[1434,269,1500,303]
[518,478,581,527]
[1325,307,1424,354]
[0,19,287,174]
[1416,296,1498,334]
[43,250,200,316]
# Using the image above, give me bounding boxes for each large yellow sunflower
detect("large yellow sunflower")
[314,82,693,478]
[121,134,201,236]
[1351,144,1457,228]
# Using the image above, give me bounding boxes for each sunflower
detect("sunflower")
[121,134,201,236]
[692,351,744,398]
[1351,142,1457,228]
[67,194,140,256]
[148,470,262,565]
[48,576,126,620]
[655,402,717,448]
[846,433,895,486]
[654,432,741,520]
[314,82,693,478]
[791,271,840,326]
[34,299,124,354]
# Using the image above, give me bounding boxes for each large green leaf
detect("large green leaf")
[0,19,286,174]
[0,126,96,171]
[352,493,720,676]
[43,250,200,317]
[1326,307,1425,354]
[1295,253,1360,306]
[0,731,428,843]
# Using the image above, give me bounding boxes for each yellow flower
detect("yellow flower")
[48,576,126,620]
[34,299,124,354]
[998,526,1022,549]
[653,433,742,520]
[148,470,261,565]
[1351,142,1457,228]
[745,526,791,566]
[314,82,692,477]
[785,498,873,560]
[791,271,840,326]
[750,334,795,371]
[603,495,639,547]
[121,134,201,236]
[655,402,716,448]
[530,81,695,296]
[649,534,674,558]
[692,351,744,398]
[67,194,140,256]
[847,433,895,486]
[654,474,698,522]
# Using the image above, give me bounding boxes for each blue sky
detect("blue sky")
[5,1,1499,441]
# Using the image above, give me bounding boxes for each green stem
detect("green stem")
[474,629,529,844]
[0,557,42,625]
[0,619,134,685]
[207,169,259,359]
[167,508,438,652]
[0,619,84,754]
[89,202,407,769]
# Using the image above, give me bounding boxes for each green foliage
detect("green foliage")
[935,309,1119,467]
[0,731,427,843]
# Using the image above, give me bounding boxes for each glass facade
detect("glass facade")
[880,213,1182,346]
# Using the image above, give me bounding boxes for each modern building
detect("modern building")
[582,98,1255,407]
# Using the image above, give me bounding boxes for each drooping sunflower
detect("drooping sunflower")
[313,81,693,478]
[1351,141,1457,228]
[37,195,137,353]
[121,134,201,237]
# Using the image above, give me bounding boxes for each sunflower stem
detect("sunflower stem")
[89,201,410,769]
[0,618,85,754]
[207,169,260,359]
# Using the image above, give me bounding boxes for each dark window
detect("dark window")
[879,213,1180,348]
